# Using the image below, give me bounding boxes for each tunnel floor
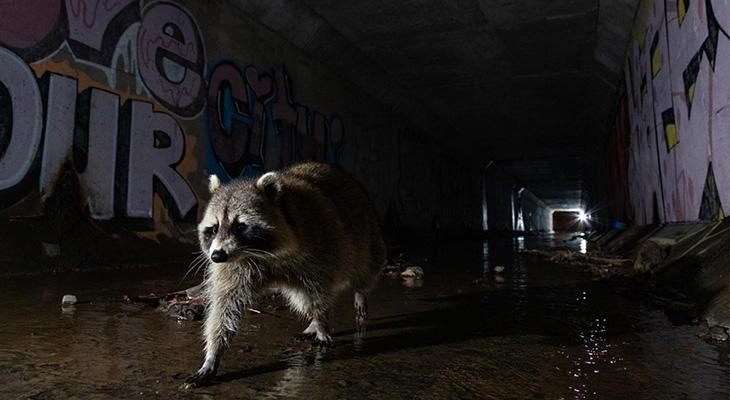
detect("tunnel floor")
[0,234,727,399]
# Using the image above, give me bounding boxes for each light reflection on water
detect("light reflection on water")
[0,234,726,399]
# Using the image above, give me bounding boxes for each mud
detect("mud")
[0,234,727,399]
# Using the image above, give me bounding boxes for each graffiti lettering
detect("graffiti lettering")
[0,0,347,230]
[0,48,43,191]
[138,1,206,118]
[119,101,196,220]
[0,1,202,225]
[206,62,345,181]
[66,0,139,63]
[38,75,120,220]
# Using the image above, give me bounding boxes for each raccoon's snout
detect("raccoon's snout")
[210,249,228,263]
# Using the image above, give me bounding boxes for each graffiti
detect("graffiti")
[118,101,196,220]
[205,62,345,180]
[623,0,729,223]
[137,1,206,118]
[0,0,202,223]
[0,48,43,192]
[0,0,348,229]
[66,0,139,64]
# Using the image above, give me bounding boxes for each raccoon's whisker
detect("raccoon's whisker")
[192,257,209,279]
[179,253,208,286]
[181,254,204,280]
[242,248,278,260]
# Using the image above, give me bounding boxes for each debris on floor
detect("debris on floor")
[522,249,633,278]
[400,266,424,279]
[123,284,205,321]
[61,294,77,306]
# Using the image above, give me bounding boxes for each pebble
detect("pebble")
[709,326,729,342]
[61,294,77,306]
[400,266,424,279]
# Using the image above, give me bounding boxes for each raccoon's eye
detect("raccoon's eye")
[204,224,218,240]
[233,221,248,237]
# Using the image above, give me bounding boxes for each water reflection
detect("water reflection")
[0,237,727,399]
[514,236,525,252]
[482,240,491,273]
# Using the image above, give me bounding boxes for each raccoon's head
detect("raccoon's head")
[198,172,292,263]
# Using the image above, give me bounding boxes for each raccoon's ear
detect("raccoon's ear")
[209,174,221,193]
[256,172,282,202]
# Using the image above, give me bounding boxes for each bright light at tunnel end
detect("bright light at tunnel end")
[577,209,591,223]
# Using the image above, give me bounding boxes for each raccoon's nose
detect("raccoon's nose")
[210,250,228,263]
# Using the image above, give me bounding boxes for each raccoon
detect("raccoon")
[184,162,386,388]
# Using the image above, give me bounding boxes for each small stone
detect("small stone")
[41,242,60,257]
[709,326,729,342]
[401,277,423,288]
[494,265,506,273]
[61,294,77,306]
[400,266,424,279]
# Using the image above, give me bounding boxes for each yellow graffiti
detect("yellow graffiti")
[678,0,688,25]
[677,219,727,259]
[30,50,167,113]
[631,0,656,50]
[687,82,696,107]
[651,41,662,76]
[664,122,678,150]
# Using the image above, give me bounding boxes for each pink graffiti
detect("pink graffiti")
[67,0,132,29]
[137,2,205,117]
[65,0,136,51]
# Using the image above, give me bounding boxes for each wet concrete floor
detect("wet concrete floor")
[0,234,727,399]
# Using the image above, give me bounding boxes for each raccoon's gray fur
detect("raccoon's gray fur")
[184,162,386,387]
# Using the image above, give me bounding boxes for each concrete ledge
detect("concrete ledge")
[592,219,729,338]
[0,217,196,278]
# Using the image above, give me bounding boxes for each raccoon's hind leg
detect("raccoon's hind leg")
[301,315,332,346]
[354,291,368,324]
[285,289,333,346]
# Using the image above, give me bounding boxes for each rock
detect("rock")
[634,240,670,273]
[494,265,506,273]
[41,242,60,258]
[400,266,424,279]
[61,294,77,306]
[708,326,729,342]
[401,277,423,288]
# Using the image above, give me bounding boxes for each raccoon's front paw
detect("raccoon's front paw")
[181,366,216,390]
[313,334,334,348]
[293,332,316,342]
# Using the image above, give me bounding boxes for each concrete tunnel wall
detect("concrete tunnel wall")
[482,164,552,232]
[0,0,482,273]
[603,0,730,225]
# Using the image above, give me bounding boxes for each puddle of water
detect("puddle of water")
[0,234,727,399]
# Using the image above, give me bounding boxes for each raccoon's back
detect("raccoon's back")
[279,163,384,265]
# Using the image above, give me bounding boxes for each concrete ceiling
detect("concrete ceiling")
[236,0,640,207]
